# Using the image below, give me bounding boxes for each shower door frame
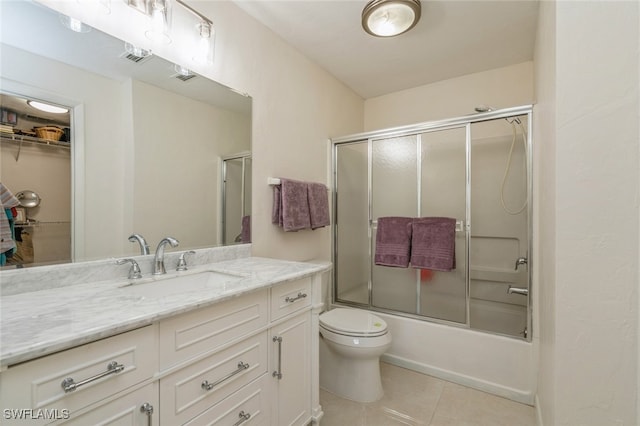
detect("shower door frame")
[221,152,251,245]
[331,105,533,341]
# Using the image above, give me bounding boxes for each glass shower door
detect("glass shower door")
[371,135,419,314]
[419,128,468,323]
[469,116,529,337]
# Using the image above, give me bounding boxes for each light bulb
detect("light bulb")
[193,22,214,64]
[145,0,171,44]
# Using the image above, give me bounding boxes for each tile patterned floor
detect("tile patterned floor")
[320,362,536,426]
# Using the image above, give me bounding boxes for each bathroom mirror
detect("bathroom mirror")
[0,1,251,269]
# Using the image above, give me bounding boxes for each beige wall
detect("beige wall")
[535,1,640,425]
[364,61,534,131]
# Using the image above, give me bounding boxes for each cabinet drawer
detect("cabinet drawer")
[160,331,268,425]
[159,289,268,369]
[0,325,157,424]
[270,278,312,321]
[184,374,270,426]
[57,382,158,426]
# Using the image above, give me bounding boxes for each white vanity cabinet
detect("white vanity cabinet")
[0,325,158,426]
[0,272,321,426]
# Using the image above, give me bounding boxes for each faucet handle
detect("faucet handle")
[514,257,528,270]
[176,250,196,271]
[116,258,142,279]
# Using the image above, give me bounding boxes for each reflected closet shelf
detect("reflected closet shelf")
[1,132,70,161]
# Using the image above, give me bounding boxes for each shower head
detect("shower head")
[474,105,522,125]
[474,105,494,113]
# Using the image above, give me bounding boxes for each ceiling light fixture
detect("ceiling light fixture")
[27,100,69,114]
[362,0,421,37]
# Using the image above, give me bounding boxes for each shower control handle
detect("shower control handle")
[514,257,528,270]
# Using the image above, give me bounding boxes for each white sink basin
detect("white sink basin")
[120,270,245,297]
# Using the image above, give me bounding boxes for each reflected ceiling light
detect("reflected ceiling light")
[362,0,421,37]
[59,14,92,33]
[124,42,152,59]
[145,0,172,44]
[27,100,69,114]
[174,64,192,76]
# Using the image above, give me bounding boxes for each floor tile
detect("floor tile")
[319,362,536,426]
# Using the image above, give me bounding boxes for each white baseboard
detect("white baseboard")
[381,353,535,406]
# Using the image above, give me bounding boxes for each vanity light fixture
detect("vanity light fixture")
[27,100,69,114]
[127,0,215,63]
[361,0,421,37]
[193,20,214,64]
[59,13,92,33]
[145,0,172,44]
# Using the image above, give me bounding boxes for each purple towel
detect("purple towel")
[241,215,251,243]
[278,178,311,232]
[308,182,330,229]
[374,217,413,268]
[272,185,281,225]
[410,217,456,271]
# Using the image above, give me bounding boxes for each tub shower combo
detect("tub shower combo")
[331,106,532,340]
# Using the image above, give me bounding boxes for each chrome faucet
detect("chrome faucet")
[153,237,179,275]
[515,256,528,270]
[128,234,150,255]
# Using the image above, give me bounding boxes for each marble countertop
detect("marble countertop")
[0,257,331,368]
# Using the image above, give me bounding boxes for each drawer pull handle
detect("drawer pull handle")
[140,402,154,426]
[201,361,250,391]
[272,336,283,380]
[60,361,125,393]
[233,410,251,426]
[285,292,307,303]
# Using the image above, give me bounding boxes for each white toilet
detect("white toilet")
[319,308,391,402]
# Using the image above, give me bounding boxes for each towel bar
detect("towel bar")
[268,177,330,190]
[371,219,465,232]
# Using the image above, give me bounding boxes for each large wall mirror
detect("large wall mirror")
[0,1,252,269]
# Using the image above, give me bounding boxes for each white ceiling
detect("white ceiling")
[234,0,540,99]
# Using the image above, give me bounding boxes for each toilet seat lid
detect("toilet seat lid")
[320,308,388,337]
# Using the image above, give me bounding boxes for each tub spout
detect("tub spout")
[508,286,528,296]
